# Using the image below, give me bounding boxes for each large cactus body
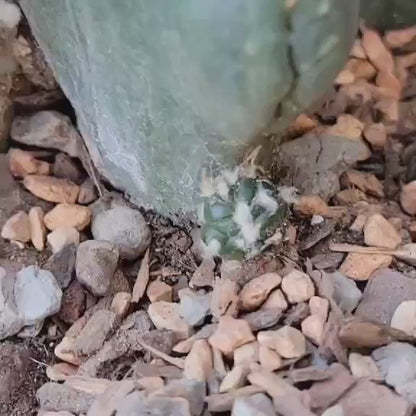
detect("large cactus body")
[20,0,359,214]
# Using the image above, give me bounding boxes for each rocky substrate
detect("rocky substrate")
[2,3,416,416]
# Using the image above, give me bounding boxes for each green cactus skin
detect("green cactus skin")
[20,0,359,215]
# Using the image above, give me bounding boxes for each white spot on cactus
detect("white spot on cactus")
[233,202,260,247]
[215,177,230,201]
[200,169,216,198]
[254,186,278,213]
[223,168,239,186]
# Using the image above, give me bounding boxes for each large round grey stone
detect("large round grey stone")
[91,205,150,260]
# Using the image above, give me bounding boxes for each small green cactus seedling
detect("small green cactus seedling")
[199,162,290,259]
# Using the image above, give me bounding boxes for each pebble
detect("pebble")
[345,58,377,80]
[327,114,364,141]
[376,70,401,99]
[401,181,416,215]
[75,240,119,296]
[239,273,282,311]
[349,352,382,381]
[339,253,393,280]
[150,378,205,416]
[231,393,275,416]
[74,310,117,356]
[136,376,164,393]
[208,316,255,355]
[283,303,310,326]
[338,379,412,416]
[390,300,416,336]
[321,405,344,416]
[329,271,363,315]
[301,315,326,345]
[77,178,98,205]
[148,301,192,340]
[364,213,401,249]
[350,214,367,232]
[178,288,211,326]
[47,227,80,254]
[184,339,213,382]
[59,280,85,324]
[14,266,62,325]
[46,362,77,382]
[363,123,387,150]
[234,341,259,365]
[53,153,84,184]
[259,326,306,359]
[339,317,413,349]
[261,289,288,311]
[91,203,150,260]
[294,196,330,217]
[308,363,355,413]
[1,211,31,243]
[309,296,329,318]
[311,215,324,225]
[210,277,239,319]
[259,345,282,371]
[23,175,80,204]
[37,382,94,415]
[147,280,173,303]
[219,365,249,393]
[278,135,370,201]
[361,26,394,72]
[335,189,367,205]
[189,258,215,289]
[28,206,46,251]
[8,148,51,178]
[11,111,84,158]
[372,342,416,401]
[341,169,384,198]
[110,292,131,319]
[385,27,416,48]
[110,269,131,295]
[242,308,284,332]
[247,370,301,399]
[54,336,81,366]
[44,204,91,231]
[0,267,23,340]
[44,244,77,289]
[18,320,44,338]
[355,269,416,325]
[281,270,315,303]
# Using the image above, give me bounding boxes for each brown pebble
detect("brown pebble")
[44,204,91,231]
[1,211,31,243]
[23,175,80,203]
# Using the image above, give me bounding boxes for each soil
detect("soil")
[0,339,51,416]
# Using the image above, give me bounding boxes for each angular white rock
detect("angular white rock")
[179,288,211,326]
[391,301,416,336]
[14,265,62,325]
[349,352,382,381]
